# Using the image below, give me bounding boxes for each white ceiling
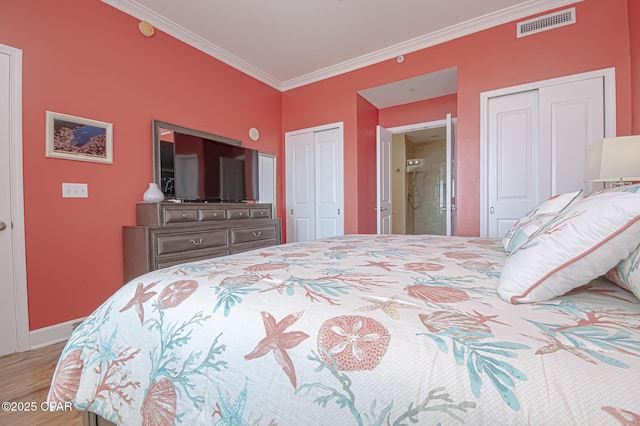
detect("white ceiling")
[102,0,579,105]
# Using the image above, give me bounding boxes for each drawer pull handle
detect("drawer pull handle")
[212,213,218,217]
[259,211,265,215]
[181,214,188,218]
[252,231,262,238]
[190,238,204,246]
[238,212,244,216]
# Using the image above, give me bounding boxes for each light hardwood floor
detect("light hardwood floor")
[0,341,82,426]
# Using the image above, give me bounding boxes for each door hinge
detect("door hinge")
[337,208,341,215]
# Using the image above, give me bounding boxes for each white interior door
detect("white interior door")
[0,44,28,355]
[285,132,316,243]
[449,118,458,236]
[445,113,453,236]
[376,126,392,234]
[315,128,344,238]
[487,90,543,238]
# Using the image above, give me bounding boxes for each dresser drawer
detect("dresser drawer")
[227,209,250,220]
[155,248,229,270]
[199,208,227,221]
[250,208,271,219]
[230,226,277,244]
[156,230,227,255]
[164,208,198,224]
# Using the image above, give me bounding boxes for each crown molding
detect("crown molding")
[101,0,282,90]
[102,0,582,92]
[281,0,582,90]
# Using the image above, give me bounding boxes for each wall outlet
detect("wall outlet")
[62,183,88,198]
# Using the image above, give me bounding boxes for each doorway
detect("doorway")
[395,127,448,235]
[379,116,457,236]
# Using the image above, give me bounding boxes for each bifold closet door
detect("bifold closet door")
[486,76,605,238]
[285,126,344,243]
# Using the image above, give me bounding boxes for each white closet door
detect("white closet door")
[376,126,392,234]
[0,49,18,355]
[539,78,604,194]
[285,132,316,243]
[315,128,344,238]
[487,90,542,238]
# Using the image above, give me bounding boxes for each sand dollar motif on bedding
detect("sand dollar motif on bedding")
[318,315,390,371]
[158,280,198,309]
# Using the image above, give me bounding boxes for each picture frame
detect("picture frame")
[45,111,113,164]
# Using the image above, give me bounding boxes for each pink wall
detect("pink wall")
[629,0,640,134]
[283,0,634,237]
[379,94,458,128]
[0,0,282,329]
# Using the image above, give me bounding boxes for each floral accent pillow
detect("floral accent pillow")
[498,184,640,304]
[502,190,583,254]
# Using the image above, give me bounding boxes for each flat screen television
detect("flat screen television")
[158,128,259,203]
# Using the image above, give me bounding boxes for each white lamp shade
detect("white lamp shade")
[585,135,640,182]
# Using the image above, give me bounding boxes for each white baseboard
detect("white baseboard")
[29,317,86,350]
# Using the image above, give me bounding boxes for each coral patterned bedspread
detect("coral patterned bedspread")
[48,235,640,425]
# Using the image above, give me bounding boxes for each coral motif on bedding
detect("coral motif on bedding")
[419,310,530,411]
[298,351,476,425]
[526,309,640,367]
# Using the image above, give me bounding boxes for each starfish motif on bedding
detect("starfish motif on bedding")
[357,295,420,320]
[361,261,395,271]
[244,311,309,388]
[119,281,158,323]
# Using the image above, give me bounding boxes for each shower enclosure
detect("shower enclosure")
[404,141,447,235]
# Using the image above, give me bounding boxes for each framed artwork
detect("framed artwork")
[46,111,113,164]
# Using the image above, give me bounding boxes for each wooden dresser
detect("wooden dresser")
[122,202,281,283]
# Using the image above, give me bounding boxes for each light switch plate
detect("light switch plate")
[62,183,88,198]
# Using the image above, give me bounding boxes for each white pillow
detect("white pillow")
[498,184,640,304]
[605,245,640,298]
[502,190,582,254]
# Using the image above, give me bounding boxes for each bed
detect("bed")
[48,228,640,425]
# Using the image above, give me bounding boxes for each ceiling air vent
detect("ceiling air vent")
[517,7,576,38]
